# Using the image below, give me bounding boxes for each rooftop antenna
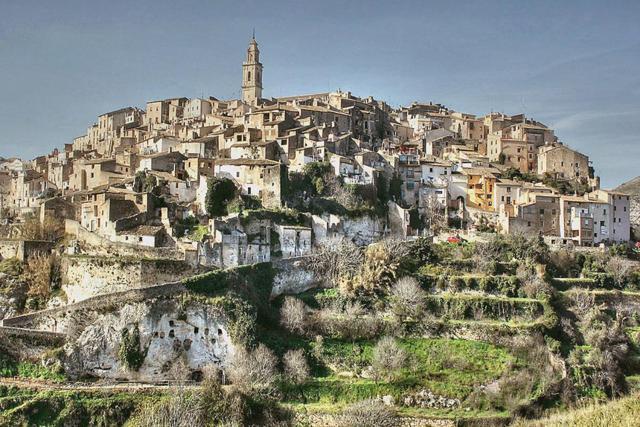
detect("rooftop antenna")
[252,28,255,40]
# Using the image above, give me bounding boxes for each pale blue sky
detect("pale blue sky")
[1,0,639,187]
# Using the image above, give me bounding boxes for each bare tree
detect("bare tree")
[372,336,406,381]
[606,256,637,287]
[422,192,447,235]
[305,237,363,287]
[337,399,399,427]
[227,344,279,396]
[473,238,504,275]
[389,276,426,321]
[324,172,359,208]
[283,349,310,385]
[280,297,307,335]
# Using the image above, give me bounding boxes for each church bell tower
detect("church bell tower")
[242,34,263,105]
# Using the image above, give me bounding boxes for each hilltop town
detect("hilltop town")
[1,38,639,426]
[0,36,632,258]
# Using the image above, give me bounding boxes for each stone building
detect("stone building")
[537,143,590,180]
[276,224,312,258]
[214,158,282,208]
[242,36,263,105]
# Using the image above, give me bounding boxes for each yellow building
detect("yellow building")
[462,167,499,211]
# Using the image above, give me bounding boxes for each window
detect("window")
[540,208,544,214]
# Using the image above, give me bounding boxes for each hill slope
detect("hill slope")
[513,393,640,426]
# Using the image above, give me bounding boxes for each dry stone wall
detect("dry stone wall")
[61,256,193,303]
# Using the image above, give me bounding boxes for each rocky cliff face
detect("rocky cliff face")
[63,297,234,381]
[615,176,640,240]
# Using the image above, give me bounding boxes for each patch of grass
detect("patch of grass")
[0,388,157,426]
[512,393,640,426]
[0,352,65,383]
[283,338,514,405]
[0,258,22,276]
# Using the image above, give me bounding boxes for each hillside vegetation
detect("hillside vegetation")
[2,234,640,425]
[512,393,640,427]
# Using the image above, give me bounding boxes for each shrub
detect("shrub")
[372,336,406,381]
[280,297,307,335]
[0,258,22,276]
[283,349,310,385]
[606,256,637,288]
[449,276,465,292]
[205,177,237,217]
[313,303,384,340]
[118,325,146,371]
[227,344,279,396]
[389,276,425,321]
[24,253,59,301]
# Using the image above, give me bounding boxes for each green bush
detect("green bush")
[118,325,146,371]
[206,177,237,217]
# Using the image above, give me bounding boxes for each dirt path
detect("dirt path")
[0,377,198,392]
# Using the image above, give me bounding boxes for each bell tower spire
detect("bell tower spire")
[242,34,263,105]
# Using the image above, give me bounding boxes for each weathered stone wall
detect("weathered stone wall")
[296,413,456,427]
[62,297,235,381]
[341,215,385,246]
[2,281,186,331]
[65,219,183,260]
[271,256,317,297]
[61,256,194,303]
[0,239,53,261]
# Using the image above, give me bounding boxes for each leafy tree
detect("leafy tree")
[389,173,403,202]
[409,207,422,230]
[376,173,389,204]
[205,177,237,217]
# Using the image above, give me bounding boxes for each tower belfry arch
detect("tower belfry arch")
[241,35,263,105]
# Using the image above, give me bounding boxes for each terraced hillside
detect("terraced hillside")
[1,235,640,425]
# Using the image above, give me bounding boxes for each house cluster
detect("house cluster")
[0,36,631,267]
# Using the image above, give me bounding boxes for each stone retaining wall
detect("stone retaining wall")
[61,255,193,303]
